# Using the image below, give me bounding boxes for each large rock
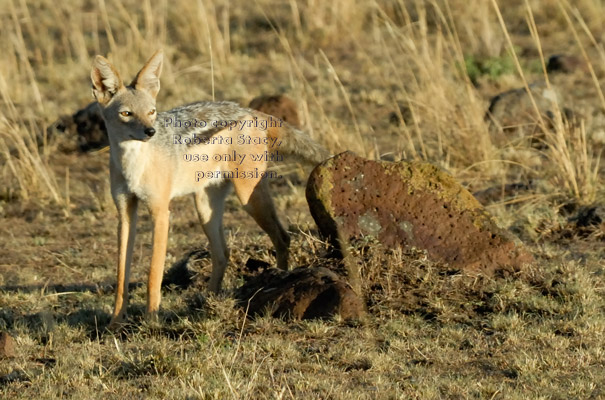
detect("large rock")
[235,267,365,320]
[306,152,533,276]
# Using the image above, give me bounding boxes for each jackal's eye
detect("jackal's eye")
[119,111,132,118]
[149,109,156,116]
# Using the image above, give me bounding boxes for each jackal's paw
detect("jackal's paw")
[107,314,128,331]
[144,308,161,323]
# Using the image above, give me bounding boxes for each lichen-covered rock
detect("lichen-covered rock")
[306,152,533,275]
[235,267,365,320]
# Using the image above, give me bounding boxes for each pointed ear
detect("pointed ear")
[91,55,124,105]
[130,50,163,99]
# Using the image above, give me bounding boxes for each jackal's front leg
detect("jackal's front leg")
[110,195,138,329]
[146,200,170,319]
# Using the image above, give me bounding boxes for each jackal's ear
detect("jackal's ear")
[131,50,163,99]
[91,56,124,105]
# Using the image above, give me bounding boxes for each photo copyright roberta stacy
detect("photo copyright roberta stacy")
[165,116,286,180]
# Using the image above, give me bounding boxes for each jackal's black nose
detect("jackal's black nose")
[144,127,156,137]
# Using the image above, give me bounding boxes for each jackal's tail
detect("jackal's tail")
[266,119,330,164]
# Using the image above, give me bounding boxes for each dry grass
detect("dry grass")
[1,0,604,398]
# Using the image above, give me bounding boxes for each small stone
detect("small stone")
[0,332,16,358]
[163,249,210,289]
[486,82,561,133]
[249,94,301,128]
[547,54,588,74]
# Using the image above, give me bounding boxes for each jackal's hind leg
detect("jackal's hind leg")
[235,179,290,270]
[194,183,232,293]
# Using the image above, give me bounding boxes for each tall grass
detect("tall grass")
[0,3,62,204]
[491,0,602,204]
[0,0,602,205]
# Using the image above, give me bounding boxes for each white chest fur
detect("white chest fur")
[111,139,224,202]
[114,141,152,198]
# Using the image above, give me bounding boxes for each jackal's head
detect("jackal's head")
[90,50,163,142]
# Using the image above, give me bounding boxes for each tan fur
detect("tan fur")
[90,50,326,328]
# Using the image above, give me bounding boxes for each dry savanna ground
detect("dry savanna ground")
[1,0,604,398]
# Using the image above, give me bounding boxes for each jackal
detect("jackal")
[90,50,327,327]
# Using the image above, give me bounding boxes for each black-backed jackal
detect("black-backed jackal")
[90,50,327,328]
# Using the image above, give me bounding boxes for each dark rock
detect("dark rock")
[47,101,108,152]
[486,82,561,132]
[343,357,372,371]
[236,267,365,320]
[162,249,210,289]
[569,204,605,228]
[0,370,30,385]
[547,54,588,74]
[566,203,605,238]
[244,258,271,273]
[249,94,301,128]
[0,332,16,358]
[306,152,533,277]
[486,82,582,150]
[388,102,413,127]
[34,357,57,367]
